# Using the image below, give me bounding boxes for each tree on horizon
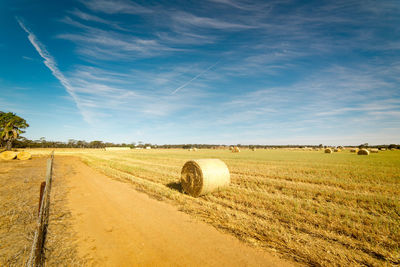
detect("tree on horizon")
[0,111,29,151]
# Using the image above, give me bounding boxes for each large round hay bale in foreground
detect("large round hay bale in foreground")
[0,151,17,160]
[17,151,32,160]
[358,149,370,155]
[181,159,230,197]
[324,148,333,154]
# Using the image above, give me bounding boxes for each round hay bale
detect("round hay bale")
[232,146,240,153]
[370,148,379,153]
[334,148,341,152]
[251,147,256,151]
[358,149,370,155]
[350,148,358,153]
[0,151,17,160]
[324,148,333,154]
[181,159,230,197]
[17,151,32,160]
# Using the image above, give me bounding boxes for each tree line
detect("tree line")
[11,138,400,150]
[1,111,399,150]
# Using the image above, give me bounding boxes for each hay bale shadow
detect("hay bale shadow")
[166,181,182,192]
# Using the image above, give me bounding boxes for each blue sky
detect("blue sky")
[1,0,399,145]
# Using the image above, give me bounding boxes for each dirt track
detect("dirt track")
[58,157,292,266]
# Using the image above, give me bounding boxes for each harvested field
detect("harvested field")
[0,157,44,265]
[23,148,400,266]
[0,155,85,265]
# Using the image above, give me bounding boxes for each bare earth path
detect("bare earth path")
[59,157,293,266]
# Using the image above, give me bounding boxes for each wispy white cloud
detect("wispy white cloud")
[208,0,268,10]
[315,100,400,117]
[67,9,129,31]
[58,32,162,52]
[68,9,110,24]
[171,11,256,30]
[16,17,91,122]
[368,111,400,117]
[58,16,181,60]
[156,31,217,45]
[80,0,153,14]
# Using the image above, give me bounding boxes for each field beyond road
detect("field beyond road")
[20,149,400,265]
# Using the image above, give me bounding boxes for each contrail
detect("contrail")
[16,17,90,122]
[171,60,220,95]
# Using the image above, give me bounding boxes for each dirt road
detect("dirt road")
[59,157,292,266]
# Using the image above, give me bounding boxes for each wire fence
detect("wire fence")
[27,151,54,267]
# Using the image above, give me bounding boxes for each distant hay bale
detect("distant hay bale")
[229,146,233,151]
[324,148,333,154]
[350,148,358,153]
[17,151,32,160]
[232,146,240,153]
[193,148,198,151]
[380,148,386,151]
[181,159,230,197]
[0,151,17,160]
[370,148,379,153]
[105,147,131,151]
[358,149,370,155]
[334,148,341,152]
[251,147,256,151]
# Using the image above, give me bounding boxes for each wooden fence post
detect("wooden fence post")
[38,182,46,216]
